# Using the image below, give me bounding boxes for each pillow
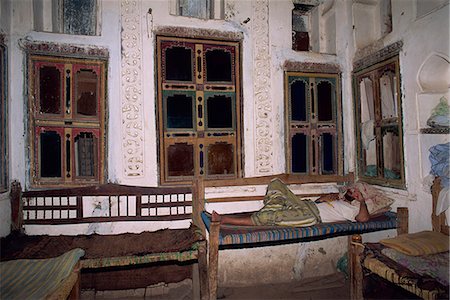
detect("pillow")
[369,206,392,217]
[380,231,449,256]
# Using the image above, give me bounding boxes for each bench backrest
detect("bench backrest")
[12,183,193,225]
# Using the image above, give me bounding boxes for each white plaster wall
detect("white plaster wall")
[217,230,399,288]
[24,220,191,236]
[0,0,11,35]
[394,1,449,233]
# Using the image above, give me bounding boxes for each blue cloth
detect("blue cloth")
[429,142,450,188]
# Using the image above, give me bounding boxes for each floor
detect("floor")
[81,273,350,300]
[216,273,349,300]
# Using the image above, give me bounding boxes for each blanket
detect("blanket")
[0,248,85,300]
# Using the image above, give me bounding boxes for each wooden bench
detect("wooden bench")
[350,178,448,300]
[3,182,208,299]
[194,175,408,300]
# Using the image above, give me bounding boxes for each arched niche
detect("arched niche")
[417,53,450,92]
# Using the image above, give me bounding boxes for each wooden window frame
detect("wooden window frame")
[0,43,7,192]
[28,55,107,187]
[353,55,405,188]
[285,72,343,177]
[156,36,242,185]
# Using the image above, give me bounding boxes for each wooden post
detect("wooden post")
[10,181,23,233]
[349,234,363,300]
[396,207,408,235]
[209,220,220,300]
[197,240,209,300]
[431,177,447,233]
[193,179,206,231]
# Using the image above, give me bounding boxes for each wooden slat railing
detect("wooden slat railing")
[14,183,193,225]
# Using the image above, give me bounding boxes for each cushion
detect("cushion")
[380,231,449,256]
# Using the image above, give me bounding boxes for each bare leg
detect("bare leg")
[212,211,255,226]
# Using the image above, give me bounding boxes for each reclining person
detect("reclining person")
[212,179,393,227]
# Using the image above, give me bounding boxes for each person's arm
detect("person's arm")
[315,193,340,203]
[355,200,370,222]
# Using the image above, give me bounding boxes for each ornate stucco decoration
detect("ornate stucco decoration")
[284,61,341,74]
[155,26,244,41]
[121,0,145,177]
[353,41,403,72]
[19,39,109,59]
[253,0,273,174]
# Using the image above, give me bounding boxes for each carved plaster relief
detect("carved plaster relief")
[121,0,144,177]
[253,0,273,174]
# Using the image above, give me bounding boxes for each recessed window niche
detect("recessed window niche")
[352,0,392,49]
[292,0,337,54]
[33,0,99,36]
[169,0,224,19]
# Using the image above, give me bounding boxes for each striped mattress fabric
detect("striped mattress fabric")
[0,248,85,300]
[201,211,397,246]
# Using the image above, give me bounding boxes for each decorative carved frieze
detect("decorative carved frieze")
[121,0,144,177]
[284,61,341,74]
[253,0,273,174]
[353,41,403,72]
[155,26,243,41]
[19,40,109,59]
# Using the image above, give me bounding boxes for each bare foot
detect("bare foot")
[212,210,222,223]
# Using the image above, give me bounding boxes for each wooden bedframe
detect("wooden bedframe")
[2,182,208,299]
[195,175,409,300]
[350,177,449,300]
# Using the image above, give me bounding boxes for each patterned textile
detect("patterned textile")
[381,248,449,286]
[202,211,397,246]
[0,248,85,300]
[251,179,321,227]
[380,230,449,256]
[429,142,450,188]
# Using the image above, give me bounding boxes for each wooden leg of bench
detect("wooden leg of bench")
[197,240,209,300]
[397,207,409,235]
[349,234,363,300]
[209,220,220,300]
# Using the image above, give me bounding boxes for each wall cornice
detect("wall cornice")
[353,41,403,72]
[154,26,244,41]
[19,39,109,59]
[284,61,341,74]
